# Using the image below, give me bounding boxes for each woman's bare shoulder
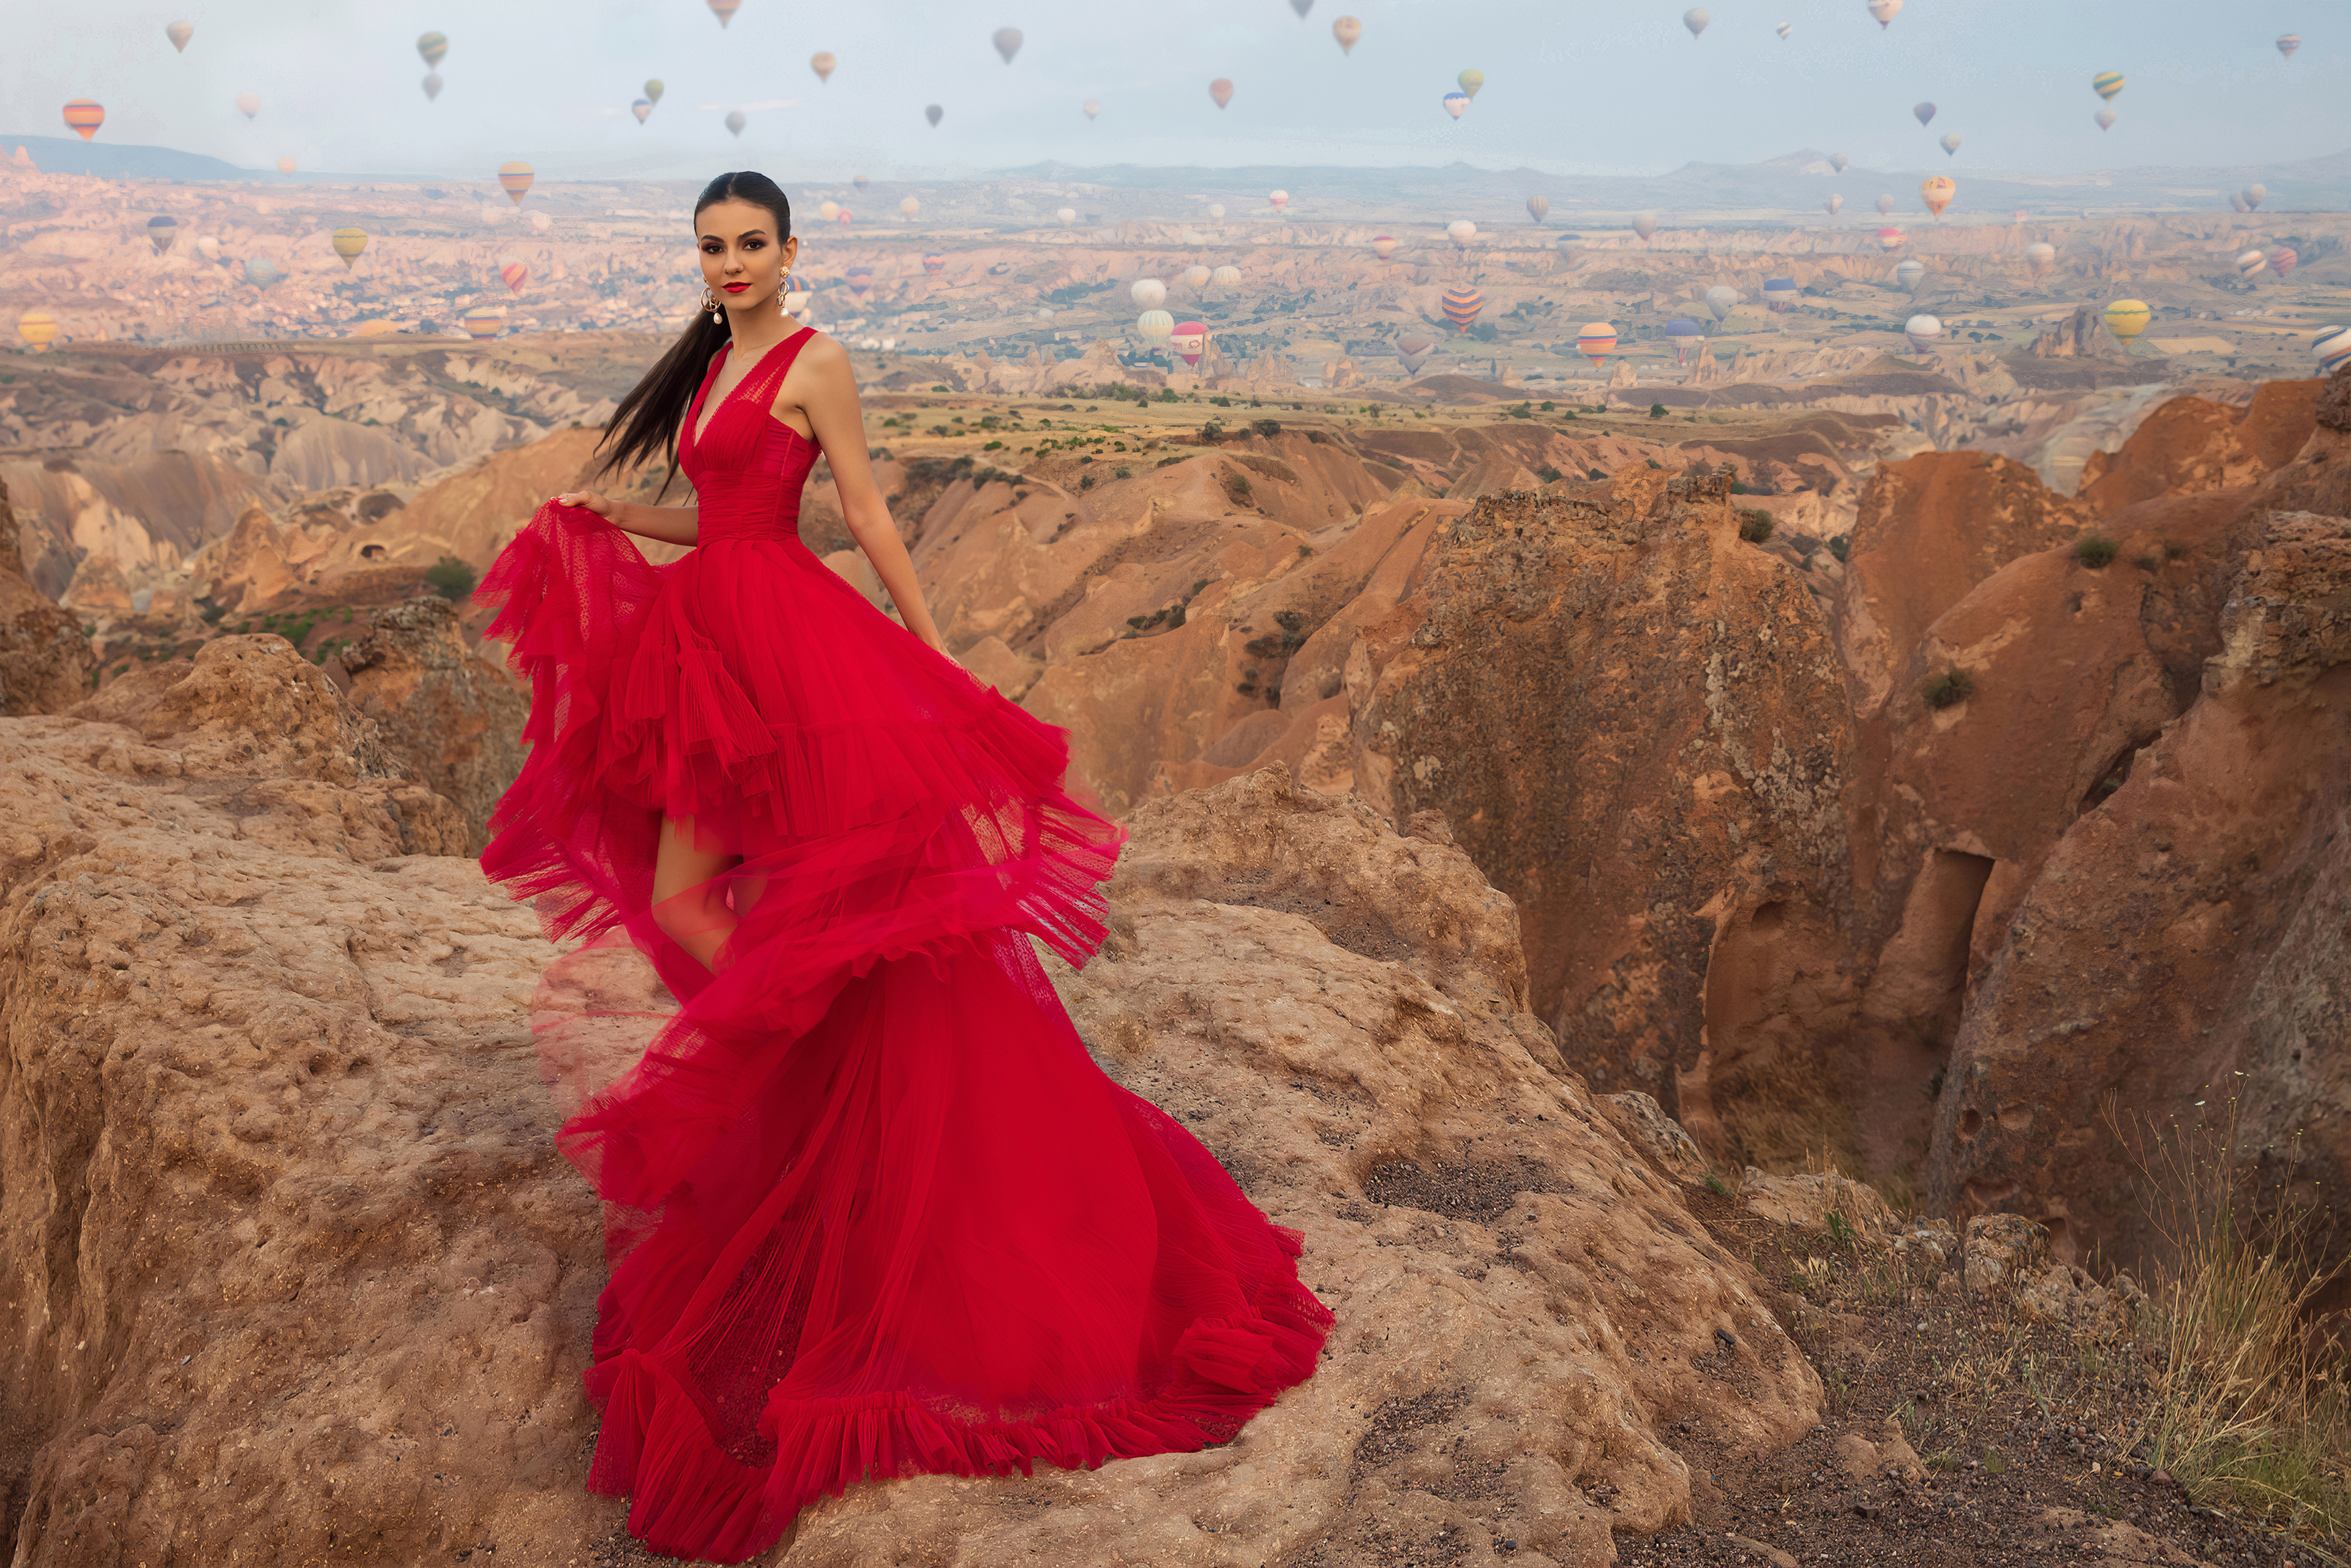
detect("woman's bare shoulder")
[792,330,853,378]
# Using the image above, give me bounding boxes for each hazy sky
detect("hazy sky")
[4,1,2337,185]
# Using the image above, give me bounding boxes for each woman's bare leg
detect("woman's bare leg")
[651,814,740,972]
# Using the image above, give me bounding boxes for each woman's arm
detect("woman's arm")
[547,489,699,546]
[793,336,958,658]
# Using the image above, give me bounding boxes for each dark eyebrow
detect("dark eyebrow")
[700,228,770,241]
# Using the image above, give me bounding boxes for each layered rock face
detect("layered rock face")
[0,476,96,715]
[342,597,530,854]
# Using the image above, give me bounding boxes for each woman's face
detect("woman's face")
[696,197,798,314]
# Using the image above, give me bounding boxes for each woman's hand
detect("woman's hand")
[550,490,613,516]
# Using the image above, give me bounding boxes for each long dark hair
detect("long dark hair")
[594,171,793,495]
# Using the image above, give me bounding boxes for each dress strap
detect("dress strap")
[738,327,818,423]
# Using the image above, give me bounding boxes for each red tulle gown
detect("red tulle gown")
[476,326,1331,1562]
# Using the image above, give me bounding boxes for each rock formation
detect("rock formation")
[0,475,96,715]
[342,596,530,855]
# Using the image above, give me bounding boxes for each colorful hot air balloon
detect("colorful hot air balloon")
[994,28,1022,62]
[1920,175,1954,217]
[167,20,193,51]
[418,32,448,67]
[1207,78,1235,110]
[645,79,665,105]
[2243,184,2266,211]
[901,196,920,217]
[331,227,369,269]
[2103,299,2151,344]
[423,73,444,100]
[1894,257,1925,292]
[921,253,944,274]
[1131,278,1168,308]
[1441,285,1484,332]
[1526,195,1549,223]
[1442,92,1469,119]
[835,208,854,227]
[501,261,529,296]
[1137,310,1174,340]
[498,162,534,204]
[244,257,280,288]
[1914,102,1936,126]
[2237,249,2268,279]
[236,92,260,119]
[1183,264,1212,290]
[710,0,742,27]
[1633,212,1659,244]
[1333,16,1361,53]
[1831,153,1850,172]
[276,157,296,175]
[1877,226,1906,251]
[17,310,58,353]
[1210,264,1242,287]
[2026,241,2056,276]
[2314,325,2351,373]
[462,305,504,340]
[1269,190,1289,210]
[1869,0,1902,28]
[819,200,840,223]
[2092,71,2124,102]
[1940,133,1962,157]
[1576,321,1618,366]
[1371,234,1398,260]
[2095,107,2117,130]
[2271,248,2298,280]
[925,104,943,127]
[811,52,836,82]
[1083,99,1100,120]
[1683,9,1709,38]
[1877,193,1897,216]
[1763,278,1798,313]
[1777,23,1793,40]
[147,216,179,255]
[62,100,104,141]
[1458,68,1485,96]
[1171,321,1209,367]
[1664,318,1703,363]
[1397,332,1434,370]
[846,266,873,298]
[2278,34,2301,60]
[726,110,747,137]
[631,98,651,123]
[1903,313,1943,353]
[1447,219,1477,246]
[1704,285,1739,321]
[1824,194,1845,216]
[853,174,871,193]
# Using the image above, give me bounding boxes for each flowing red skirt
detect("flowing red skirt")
[478,501,1332,1562]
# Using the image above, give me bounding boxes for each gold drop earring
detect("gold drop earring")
[703,286,722,322]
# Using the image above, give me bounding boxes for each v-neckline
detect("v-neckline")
[690,330,805,450]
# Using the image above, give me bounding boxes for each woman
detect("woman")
[476,171,1331,1563]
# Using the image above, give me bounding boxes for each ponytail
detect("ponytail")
[594,170,795,501]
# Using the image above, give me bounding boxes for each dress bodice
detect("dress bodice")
[678,328,822,546]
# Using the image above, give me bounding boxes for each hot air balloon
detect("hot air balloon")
[2271,249,2298,280]
[631,99,651,123]
[2103,299,2151,345]
[277,157,296,175]
[62,101,104,141]
[196,235,220,261]
[331,227,368,268]
[1171,321,1209,367]
[1894,257,1925,292]
[1210,78,1235,109]
[1184,264,1212,290]
[1664,318,1703,363]
[1869,0,1902,28]
[1903,313,1943,353]
[1777,23,1793,39]
[1131,278,1168,309]
[1684,9,1709,38]
[498,162,534,204]
[818,201,842,225]
[1136,310,1173,340]
[237,92,261,119]
[2091,71,2124,102]
[1704,284,1739,321]
[1831,152,1850,172]
[1576,321,1618,366]
[1824,193,1845,216]
[994,28,1022,63]
[852,174,871,193]
[1633,212,1659,244]
[1333,16,1361,53]
[17,310,58,353]
[1877,226,1906,251]
[1210,264,1242,287]
[1527,195,1550,223]
[147,216,178,255]
[1763,277,1798,313]
[2314,325,2351,373]
[2278,34,2301,60]
[1447,219,1477,246]
[846,266,873,298]
[1057,207,1078,225]
[1397,332,1434,372]
[1208,204,1226,219]
[420,73,444,100]
[1914,102,1936,127]
[1269,190,1290,211]
[462,305,504,340]
[2243,184,2266,211]
[1940,133,1962,157]
[167,20,193,51]
[835,208,854,227]
[1877,193,1897,216]
[1441,92,1469,119]
[501,261,529,296]
[922,253,945,274]
[2095,107,2117,130]
[901,196,921,217]
[416,32,449,69]
[1920,175,1954,217]
[2027,240,2056,276]
[925,104,943,127]
[811,52,836,82]
[1291,0,1313,15]
[645,80,665,105]
[1358,234,1393,262]
[1441,285,1484,332]
[2237,249,2268,279]
[1083,100,1100,120]
[529,211,551,233]
[244,257,280,288]
[1458,68,1485,96]
[710,0,741,27]
[726,110,747,137]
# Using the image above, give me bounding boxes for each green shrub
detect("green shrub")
[2074,533,2120,569]
[2133,552,2161,571]
[1829,536,1850,562]
[1210,395,1232,408]
[1649,403,1667,419]
[1738,509,1774,544]
[2162,538,2189,560]
[1251,418,1281,437]
[424,555,478,602]
[1923,666,1975,709]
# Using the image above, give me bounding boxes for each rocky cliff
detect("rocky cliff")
[0,475,94,715]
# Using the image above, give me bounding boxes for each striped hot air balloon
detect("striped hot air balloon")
[1441,285,1484,333]
[1904,313,1944,354]
[462,305,506,340]
[2237,249,2269,279]
[147,216,179,255]
[62,100,105,141]
[921,253,945,274]
[1877,227,1907,252]
[500,261,529,296]
[2091,72,2124,102]
[2103,299,2151,345]
[2313,324,2351,374]
[1575,321,1618,367]
[1442,91,1469,119]
[1136,309,1173,339]
[17,309,59,352]
[1664,318,1703,364]
[498,162,534,204]
[709,0,742,26]
[331,228,369,269]
[418,32,449,67]
[1371,234,1397,260]
[846,266,874,297]
[1170,320,1209,366]
[2271,249,2298,279]
[1763,277,1798,313]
